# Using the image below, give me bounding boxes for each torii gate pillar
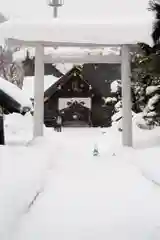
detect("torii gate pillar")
[121,45,133,147]
[33,44,44,138]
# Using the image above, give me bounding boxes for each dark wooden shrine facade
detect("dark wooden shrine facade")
[44,64,120,128]
[22,51,63,77]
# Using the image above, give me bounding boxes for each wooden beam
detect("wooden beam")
[121,45,132,147]
[6,38,122,48]
[43,54,121,64]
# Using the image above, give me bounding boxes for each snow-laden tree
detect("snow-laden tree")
[141,85,160,128]
[131,42,160,129]
[110,79,136,131]
[149,0,160,45]
[109,80,122,129]
[0,46,24,89]
[129,0,160,129]
[108,43,159,130]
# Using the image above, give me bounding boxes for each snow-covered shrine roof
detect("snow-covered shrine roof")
[0,17,154,47]
[0,77,32,110]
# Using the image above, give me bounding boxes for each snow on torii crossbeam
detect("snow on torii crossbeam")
[0,18,153,147]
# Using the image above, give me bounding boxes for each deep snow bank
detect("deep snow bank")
[0,112,56,240]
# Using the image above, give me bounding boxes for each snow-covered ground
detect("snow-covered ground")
[1,112,160,239]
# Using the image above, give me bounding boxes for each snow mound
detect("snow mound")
[0,77,32,109]
[4,113,33,142]
[8,128,160,240]
[0,137,55,240]
[133,148,160,185]
[23,75,59,99]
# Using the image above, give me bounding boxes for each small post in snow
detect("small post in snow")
[93,143,99,156]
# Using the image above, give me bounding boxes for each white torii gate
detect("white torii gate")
[0,18,153,147]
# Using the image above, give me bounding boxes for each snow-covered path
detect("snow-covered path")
[11,128,160,240]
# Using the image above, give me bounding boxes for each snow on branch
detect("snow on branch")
[146,85,160,96]
[145,94,160,112]
[110,79,121,93]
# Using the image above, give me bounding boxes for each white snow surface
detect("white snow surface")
[110,79,121,93]
[103,97,117,104]
[0,17,153,46]
[0,76,32,109]
[2,108,160,239]
[55,63,74,74]
[23,75,59,99]
[4,113,33,144]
